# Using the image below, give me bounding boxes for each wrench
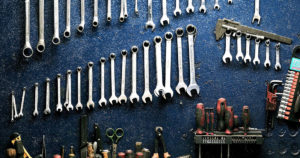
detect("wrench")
[23,0,33,58]
[186,24,200,97]
[120,0,125,22]
[222,30,232,64]
[163,32,174,99]
[275,43,281,71]
[236,31,244,61]
[135,0,138,14]
[33,83,39,116]
[99,58,107,106]
[93,0,99,27]
[77,0,85,32]
[52,0,60,45]
[228,0,232,4]
[107,0,112,21]
[119,50,128,104]
[153,36,165,97]
[66,70,74,111]
[252,0,261,24]
[160,0,169,26]
[124,0,128,18]
[11,91,18,119]
[130,46,140,103]
[11,92,15,122]
[264,39,271,68]
[253,38,261,65]
[18,87,26,117]
[186,0,194,13]
[87,62,95,109]
[56,74,63,112]
[145,0,155,31]
[142,41,152,103]
[214,0,220,10]
[199,0,206,13]
[109,53,118,105]
[175,28,187,95]
[37,0,45,53]
[44,78,51,115]
[76,67,83,110]
[64,0,71,38]
[174,0,182,16]
[244,34,252,63]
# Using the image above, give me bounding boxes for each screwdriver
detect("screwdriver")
[233,115,239,132]
[242,106,250,135]
[224,106,234,135]
[210,110,215,135]
[205,108,210,135]
[196,103,206,135]
[217,98,227,131]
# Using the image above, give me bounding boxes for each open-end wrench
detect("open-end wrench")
[78,0,85,32]
[214,0,220,10]
[236,31,244,61]
[56,74,63,112]
[199,0,206,13]
[119,50,128,104]
[76,67,83,110]
[18,87,26,117]
[222,30,232,63]
[253,38,261,65]
[252,0,261,24]
[244,34,251,63]
[109,53,118,105]
[163,32,174,99]
[11,92,15,122]
[87,62,95,109]
[23,0,33,58]
[130,46,140,103]
[33,83,39,116]
[228,0,232,4]
[52,0,60,45]
[12,91,18,119]
[145,0,155,31]
[160,0,169,26]
[93,0,99,27]
[153,36,165,97]
[174,0,182,16]
[99,58,107,106]
[107,0,112,21]
[264,39,271,68]
[175,28,187,95]
[275,43,281,71]
[44,78,51,115]
[37,0,45,53]
[186,24,200,97]
[142,41,152,103]
[64,0,71,38]
[120,0,125,22]
[186,0,194,13]
[66,70,74,111]
[64,72,69,108]
[124,0,128,18]
[135,0,138,14]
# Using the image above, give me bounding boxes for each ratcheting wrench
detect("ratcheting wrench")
[142,41,152,103]
[154,36,165,97]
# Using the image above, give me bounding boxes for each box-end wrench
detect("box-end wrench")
[107,0,112,21]
[120,0,125,22]
[78,0,85,32]
[174,0,182,16]
[44,78,51,115]
[163,32,174,99]
[160,0,169,26]
[275,43,281,71]
[253,38,261,65]
[52,0,60,45]
[186,24,200,97]
[87,62,95,109]
[119,50,128,104]
[264,39,271,68]
[186,0,194,13]
[23,0,33,58]
[145,0,155,31]
[56,74,63,112]
[76,67,83,110]
[18,87,26,117]
[252,0,261,24]
[153,36,165,97]
[99,58,107,106]
[109,53,118,105]
[64,0,71,38]
[175,28,187,95]
[236,31,244,61]
[33,83,39,116]
[130,46,140,103]
[37,0,45,53]
[93,0,99,27]
[66,70,74,111]
[244,34,251,63]
[142,41,152,103]
[214,0,220,10]
[222,30,232,64]
[199,0,206,13]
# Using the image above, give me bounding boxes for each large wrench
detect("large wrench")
[64,0,71,38]
[253,38,261,65]
[33,83,39,116]
[153,36,165,97]
[174,0,182,16]
[145,0,155,31]
[66,70,74,111]
[119,50,128,104]
[163,32,174,99]
[107,0,112,21]
[93,0,99,27]
[77,0,85,32]
[99,58,107,106]
[44,78,51,115]
[236,31,244,61]
[37,0,45,53]
[109,53,118,105]
[175,28,187,95]
[264,39,271,68]
[23,0,33,57]
[87,62,95,109]
[52,0,60,45]
[56,74,63,112]
[244,34,252,63]
[76,67,83,110]
[130,46,140,103]
[18,87,26,117]
[186,24,200,97]
[252,0,261,24]
[199,0,206,13]
[142,41,152,103]
[275,43,281,71]
[186,0,194,13]
[222,30,232,63]
[160,0,169,26]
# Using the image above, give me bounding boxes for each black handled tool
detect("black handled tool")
[80,115,88,158]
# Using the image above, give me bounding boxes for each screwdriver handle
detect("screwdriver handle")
[242,106,250,135]
[206,111,210,135]
[118,152,126,158]
[225,106,234,135]
[210,112,215,135]
[233,115,239,132]
[217,98,227,131]
[196,103,206,135]
[294,93,300,113]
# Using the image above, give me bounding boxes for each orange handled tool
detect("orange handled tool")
[225,106,234,135]
[196,103,206,135]
[216,98,227,131]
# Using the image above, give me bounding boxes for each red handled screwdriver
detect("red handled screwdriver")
[196,103,206,135]
[217,98,227,131]
[233,115,239,132]
[224,106,234,135]
[242,106,250,135]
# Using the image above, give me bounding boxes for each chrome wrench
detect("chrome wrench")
[236,31,244,61]
[109,53,118,105]
[56,74,63,112]
[214,0,220,10]
[129,46,140,103]
[93,0,99,27]
[44,78,51,115]
[37,0,45,53]
[119,50,128,104]
[76,67,83,110]
[153,36,165,97]
[120,0,125,22]
[252,0,261,24]
[66,70,74,111]
[175,28,187,95]
[64,0,71,38]
[186,0,194,13]
[199,0,206,13]
[174,0,182,16]
[142,41,152,103]
[244,34,251,63]
[163,32,174,99]
[275,43,281,71]
[33,83,39,116]
[23,0,33,57]
[253,38,261,65]
[78,0,85,32]
[264,39,271,68]
[99,58,107,106]
[18,87,26,117]
[145,0,155,31]
[52,0,60,45]
[222,31,232,63]
[107,0,112,21]
[87,62,95,109]
[160,0,169,26]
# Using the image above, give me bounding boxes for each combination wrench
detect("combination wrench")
[76,67,83,110]
[93,0,99,27]
[52,0,60,45]
[119,50,128,104]
[78,0,85,32]
[66,70,74,111]
[107,0,112,21]
[135,0,138,14]
[275,43,281,71]
[64,0,71,38]
[37,0,45,53]
[222,30,232,64]
[253,38,261,65]
[163,32,174,99]
[142,41,152,103]
[33,83,39,116]
[99,58,107,106]
[120,0,125,22]
[186,0,194,13]
[56,74,63,112]
[264,39,271,68]
[87,62,95,109]
[174,0,182,16]
[18,87,26,117]
[199,0,206,13]
[23,0,33,58]
[244,34,252,63]
[44,78,51,115]
[160,0,169,26]
[11,92,18,119]
[186,24,200,97]
[175,28,187,95]
[153,36,165,97]
[214,0,220,10]
[236,31,244,61]
[109,53,118,105]
[252,0,261,24]
[129,46,140,103]
[145,0,155,31]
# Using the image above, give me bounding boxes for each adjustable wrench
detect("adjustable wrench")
[253,38,261,65]
[52,0,60,45]
[107,0,112,21]
[252,0,261,24]
[99,58,107,106]
[175,28,187,95]
[64,0,71,38]
[160,0,169,26]
[186,0,194,13]
[264,39,271,68]
[222,30,232,63]
[44,78,51,115]
[56,74,63,112]
[109,53,118,105]
[199,0,206,13]
[186,24,200,97]
[244,34,252,63]
[77,0,85,32]
[66,70,74,111]
[275,43,281,71]
[33,83,39,116]
[214,0,220,10]
[76,67,83,110]
[163,32,174,99]
[130,46,140,103]
[18,87,26,117]
[154,36,165,97]
[236,31,244,61]
[145,0,155,31]
[93,0,99,27]
[174,0,182,16]
[23,0,33,57]
[37,0,45,53]
[119,50,128,104]
[142,41,152,103]
[87,62,95,109]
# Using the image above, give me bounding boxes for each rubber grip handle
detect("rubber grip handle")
[225,106,234,135]
[196,103,205,134]
[216,98,227,131]
[294,93,300,113]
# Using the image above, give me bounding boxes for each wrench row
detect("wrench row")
[13,24,200,120]
[222,30,282,70]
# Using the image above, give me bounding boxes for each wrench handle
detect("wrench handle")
[188,34,196,84]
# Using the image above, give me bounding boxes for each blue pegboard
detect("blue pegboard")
[0,0,300,157]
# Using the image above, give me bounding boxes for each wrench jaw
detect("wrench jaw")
[160,16,170,26]
[174,8,182,16]
[87,101,95,110]
[187,84,200,97]
[264,60,271,68]
[186,6,194,13]
[154,86,165,97]
[33,110,39,117]
[253,59,260,65]
[199,6,207,14]
[56,104,63,112]
[162,87,173,99]
[222,55,232,64]
[142,91,152,104]
[66,104,74,111]
[129,93,140,104]
[118,95,127,104]
[98,98,107,107]
[75,103,83,111]
[109,96,118,105]
[145,21,156,31]
[176,82,188,95]
[43,109,51,115]
[252,14,261,25]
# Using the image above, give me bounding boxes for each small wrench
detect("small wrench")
[253,38,261,65]
[222,30,232,63]
[66,70,74,111]
[199,0,206,13]
[264,39,271,68]
[236,31,244,61]
[23,0,33,57]
[174,0,182,16]
[275,43,281,71]
[129,46,140,103]
[214,0,220,10]
[18,87,26,117]
[11,92,15,122]
[44,78,51,115]
[52,0,60,45]
[175,28,187,95]
[120,0,125,22]
[37,0,45,53]
[77,0,85,32]
[135,0,138,14]
[186,0,194,13]
[160,0,169,26]
[76,67,83,110]
[119,50,128,104]
[145,0,155,31]
[109,53,118,105]
[252,0,261,24]
[124,0,128,18]
[244,34,252,63]
[107,0,112,21]
[99,58,107,106]
[11,91,18,119]
[93,0,99,27]
[228,0,232,4]
[87,62,95,109]
[64,0,71,38]
[163,32,174,99]
[153,36,165,97]
[142,41,152,103]
[56,74,63,112]
[33,83,39,116]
